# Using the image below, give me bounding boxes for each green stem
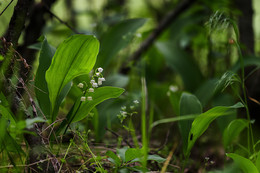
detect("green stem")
[128,119,139,148]
[78,132,104,172]
[148,102,154,141]
[58,137,74,173]
[235,41,255,156]
[141,77,148,168]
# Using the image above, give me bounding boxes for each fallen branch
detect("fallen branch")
[129,0,196,64]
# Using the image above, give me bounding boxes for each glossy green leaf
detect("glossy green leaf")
[0,0,17,36]
[106,150,121,167]
[35,38,56,117]
[125,148,142,162]
[213,93,237,133]
[180,93,202,115]
[72,86,124,122]
[56,86,124,135]
[25,117,46,129]
[179,92,202,153]
[256,151,260,173]
[186,102,244,156]
[223,119,248,148]
[46,34,99,121]
[156,41,203,92]
[96,18,146,68]
[131,154,166,164]
[146,155,166,163]
[52,81,73,117]
[117,147,128,163]
[226,153,259,173]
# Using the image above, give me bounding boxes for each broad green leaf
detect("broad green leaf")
[56,86,124,135]
[46,34,99,121]
[106,150,121,167]
[72,87,124,122]
[52,81,73,117]
[26,117,46,129]
[156,41,203,92]
[117,147,128,163]
[223,119,248,148]
[180,93,202,115]
[96,18,146,68]
[186,102,244,156]
[256,151,260,172]
[226,153,259,173]
[35,38,56,117]
[169,91,182,116]
[213,93,237,133]
[0,92,16,126]
[195,79,218,107]
[125,148,142,162]
[146,155,166,163]
[27,42,43,50]
[131,154,166,164]
[0,0,17,36]
[179,93,202,153]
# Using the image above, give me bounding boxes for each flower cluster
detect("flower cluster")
[90,67,105,88]
[166,85,178,96]
[117,100,139,123]
[77,67,105,102]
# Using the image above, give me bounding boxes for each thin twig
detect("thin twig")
[0,157,56,169]
[44,5,80,34]
[128,0,196,64]
[155,127,171,152]
[0,0,14,16]
[105,127,133,148]
[160,142,179,173]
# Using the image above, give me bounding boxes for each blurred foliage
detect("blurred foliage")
[1,0,260,172]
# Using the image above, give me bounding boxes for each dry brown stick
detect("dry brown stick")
[129,0,196,64]
[160,142,179,173]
